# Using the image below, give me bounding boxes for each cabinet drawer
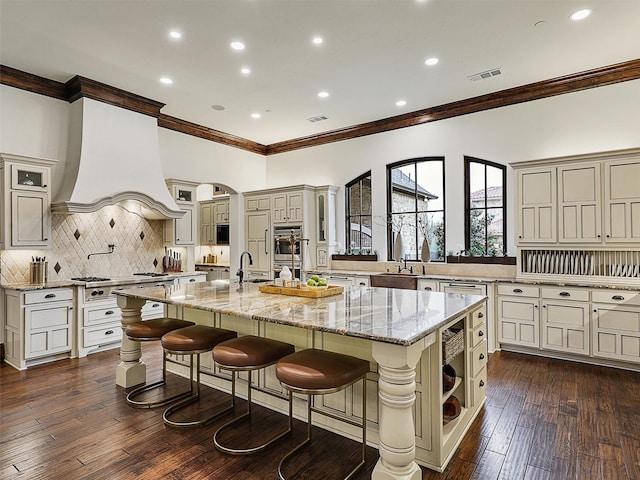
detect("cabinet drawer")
[24,288,73,305]
[470,341,488,378]
[28,303,71,329]
[85,305,122,326]
[541,287,589,302]
[592,290,640,306]
[470,306,487,330]
[142,301,164,318]
[498,284,539,297]
[84,324,122,347]
[471,368,487,407]
[469,324,487,349]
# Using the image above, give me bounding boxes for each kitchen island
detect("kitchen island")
[114,281,487,478]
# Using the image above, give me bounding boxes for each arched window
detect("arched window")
[345,171,372,253]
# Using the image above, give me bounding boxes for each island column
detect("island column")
[115,296,147,387]
[371,332,435,480]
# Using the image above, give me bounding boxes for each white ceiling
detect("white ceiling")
[1,0,639,146]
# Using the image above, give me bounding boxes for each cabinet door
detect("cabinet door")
[541,300,590,355]
[603,158,640,243]
[558,163,601,243]
[287,192,304,223]
[272,194,288,224]
[592,304,640,363]
[498,296,539,347]
[175,205,195,245]
[11,191,50,247]
[25,301,73,358]
[516,168,556,243]
[246,211,271,272]
[200,202,214,244]
[246,195,270,211]
[215,200,229,223]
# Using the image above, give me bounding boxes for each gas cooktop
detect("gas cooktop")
[71,276,111,282]
[133,272,168,277]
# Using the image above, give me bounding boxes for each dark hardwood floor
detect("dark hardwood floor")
[1,346,639,479]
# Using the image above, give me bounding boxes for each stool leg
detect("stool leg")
[213,371,293,455]
[163,353,234,428]
[126,348,193,409]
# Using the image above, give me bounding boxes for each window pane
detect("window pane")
[416,161,443,211]
[361,177,372,215]
[349,182,362,215]
[391,165,416,213]
[469,162,486,209]
[487,207,504,254]
[361,215,372,249]
[469,209,487,255]
[424,211,444,261]
[486,164,504,208]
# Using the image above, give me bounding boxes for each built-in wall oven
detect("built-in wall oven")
[274,226,303,280]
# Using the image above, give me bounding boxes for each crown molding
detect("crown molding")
[3,58,639,156]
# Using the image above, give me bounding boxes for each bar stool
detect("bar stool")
[212,335,295,455]
[125,317,196,408]
[275,349,369,480]
[161,324,237,427]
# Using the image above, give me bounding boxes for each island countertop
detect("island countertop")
[113,280,486,346]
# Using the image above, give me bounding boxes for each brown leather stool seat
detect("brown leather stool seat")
[125,317,196,408]
[213,336,295,455]
[275,349,369,480]
[161,325,237,427]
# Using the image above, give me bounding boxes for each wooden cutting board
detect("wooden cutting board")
[258,284,344,298]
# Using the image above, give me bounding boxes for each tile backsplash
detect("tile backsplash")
[1,205,171,284]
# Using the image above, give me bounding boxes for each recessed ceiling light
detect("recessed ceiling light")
[169,31,181,39]
[230,41,245,51]
[318,91,329,98]
[396,100,407,107]
[312,36,324,45]
[570,9,591,21]
[425,57,439,66]
[211,104,226,111]
[159,77,173,85]
[241,67,251,75]
[251,113,261,119]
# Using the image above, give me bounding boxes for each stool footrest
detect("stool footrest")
[126,380,193,409]
[163,394,234,428]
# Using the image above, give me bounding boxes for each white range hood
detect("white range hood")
[52,97,183,220]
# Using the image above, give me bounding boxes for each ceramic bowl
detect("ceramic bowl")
[443,395,461,423]
[442,364,456,393]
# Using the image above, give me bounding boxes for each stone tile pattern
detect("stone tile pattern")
[1,206,164,284]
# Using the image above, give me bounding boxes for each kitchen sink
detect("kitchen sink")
[243,278,272,283]
[370,273,418,290]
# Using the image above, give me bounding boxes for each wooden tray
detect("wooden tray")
[258,284,344,298]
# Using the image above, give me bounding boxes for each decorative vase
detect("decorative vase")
[421,238,431,262]
[394,232,403,261]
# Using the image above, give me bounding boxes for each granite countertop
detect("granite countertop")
[113,281,486,346]
[1,271,207,291]
[195,263,231,267]
[308,269,503,284]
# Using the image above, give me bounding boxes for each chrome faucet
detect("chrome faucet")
[237,251,253,284]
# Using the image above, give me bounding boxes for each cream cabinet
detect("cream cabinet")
[315,186,338,268]
[200,198,230,245]
[592,290,640,364]
[164,179,198,246]
[497,284,540,348]
[540,286,590,355]
[245,209,271,275]
[603,158,640,243]
[4,287,74,370]
[557,162,601,243]
[418,279,439,291]
[516,167,556,244]
[273,191,304,225]
[0,154,56,249]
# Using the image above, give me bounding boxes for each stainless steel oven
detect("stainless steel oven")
[274,226,302,263]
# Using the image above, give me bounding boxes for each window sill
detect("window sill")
[331,254,378,262]
[446,255,516,265]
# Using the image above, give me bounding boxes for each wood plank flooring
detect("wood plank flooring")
[1,346,639,479]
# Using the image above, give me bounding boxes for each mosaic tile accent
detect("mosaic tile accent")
[140,231,145,240]
[1,205,167,284]
[74,229,81,240]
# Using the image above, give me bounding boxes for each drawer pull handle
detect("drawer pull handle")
[359,282,367,286]
[424,287,432,291]
[105,310,114,315]
[152,303,160,308]
[478,312,484,318]
[513,288,523,293]
[559,292,571,297]
[612,295,625,301]
[189,278,196,282]
[478,330,484,337]
[479,353,485,360]
[479,380,485,387]
[105,330,114,335]
[44,293,56,299]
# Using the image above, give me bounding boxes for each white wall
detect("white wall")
[264,80,640,257]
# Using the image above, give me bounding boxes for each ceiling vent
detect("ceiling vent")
[468,68,503,82]
[307,115,328,123]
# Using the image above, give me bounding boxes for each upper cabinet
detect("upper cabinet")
[200,197,230,245]
[513,149,640,246]
[0,153,57,249]
[272,191,304,225]
[164,179,198,246]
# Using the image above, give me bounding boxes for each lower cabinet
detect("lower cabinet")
[4,287,74,370]
[592,290,640,364]
[497,284,540,348]
[540,286,590,355]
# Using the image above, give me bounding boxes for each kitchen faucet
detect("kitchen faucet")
[237,251,253,284]
[398,258,413,274]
